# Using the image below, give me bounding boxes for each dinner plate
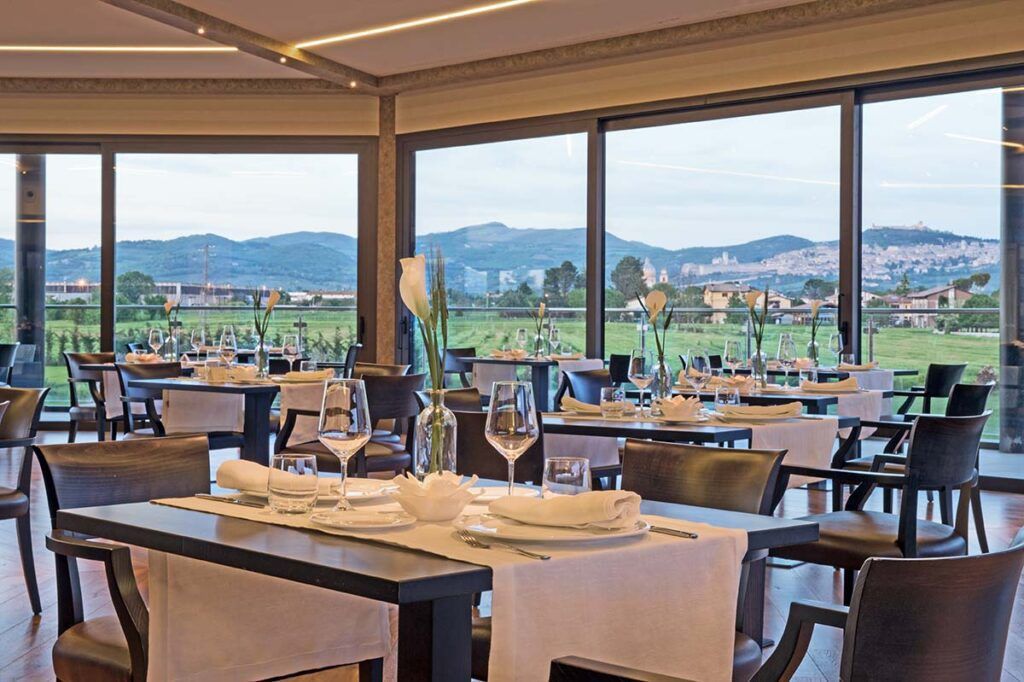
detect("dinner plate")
[310,510,416,531]
[469,486,541,503]
[802,387,861,394]
[713,411,800,423]
[455,514,650,544]
[757,385,794,394]
[656,415,709,425]
[240,479,398,503]
[270,375,330,384]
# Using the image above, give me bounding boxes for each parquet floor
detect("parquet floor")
[0,433,1022,681]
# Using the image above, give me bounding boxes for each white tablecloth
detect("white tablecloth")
[279,382,327,445]
[845,369,894,414]
[725,417,839,487]
[162,390,244,434]
[152,495,748,682]
[547,359,620,468]
[835,390,884,440]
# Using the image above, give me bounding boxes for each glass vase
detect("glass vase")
[806,339,820,367]
[751,349,769,389]
[649,357,673,416]
[414,390,457,479]
[164,329,178,362]
[533,333,545,358]
[255,341,271,378]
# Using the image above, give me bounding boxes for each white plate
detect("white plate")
[310,510,416,531]
[757,385,793,394]
[469,486,541,503]
[455,514,650,544]
[656,415,709,425]
[270,375,330,384]
[239,479,398,503]
[239,489,340,503]
[802,387,861,394]
[713,411,800,423]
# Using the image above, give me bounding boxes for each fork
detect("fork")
[456,530,550,560]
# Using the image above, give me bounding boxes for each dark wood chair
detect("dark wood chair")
[352,361,410,378]
[453,408,544,484]
[562,368,612,405]
[0,342,20,384]
[772,412,991,604]
[342,342,363,378]
[0,386,49,615]
[416,387,483,412]
[125,342,146,355]
[893,362,966,415]
[35,436,209,682]
[552,527,1024,682]
[608,354,630,386]
[444,347,476,388]
[63,352,117,443]
[621,440,787,682]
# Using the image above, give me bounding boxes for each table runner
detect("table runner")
[152,495,747,681]
[835,390,883,440]
[714,417,838,487]
[845,368,894,414]
[100,370,244,434]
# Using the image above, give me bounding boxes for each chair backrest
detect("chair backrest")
[116,361,181,401]
[453,409,544,483]
[945,382,993,417]
[707,354,723,369]
[342,343,363,378]
[353,361,410,378]
[35,435,211,525]
[608,354,630,386]
[416,388,483,412]
[923,363,967,398]
[363,373,426,422]
[621,439,786,515]
[126,342,146,354]
[444,348,476,374]
[268,358,291,375]
[841,529,1024,682]
[0,386,49,440]
[0,342,19,383]
[564,368,613,405]
[904,412,989,490]
[64,352,114,382]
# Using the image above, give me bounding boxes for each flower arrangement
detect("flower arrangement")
[530,300,546,356]
[636,289,673,364]
[252,289,281,376]
[745,287,770,387]
[163,298,180,359]
[808,300,823,366]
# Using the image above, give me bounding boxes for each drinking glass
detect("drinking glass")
[148,328,163,355]
[485,381,539,497]
[542,457,592,496]
[299,360,319,373]
[282,334,301,371]
[798,368,818,385]
[548,327,561,355]
[189,328,205,354]
[723,339,743,370]
[219,326,237,366]
[777,334,797,386]
[318,378,372,511]
[599,387,625,418]
[515,328,528,350]
[828,332,845,367]
[268,454,319,514]
[841,353,857,367]
[714,387,740,408]
[686,349,711,394]
[628,348,654,416]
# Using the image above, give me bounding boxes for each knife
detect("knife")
[194,493,265,509]
[650,525,699,539]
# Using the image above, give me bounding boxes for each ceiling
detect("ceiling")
[0,0,810,84]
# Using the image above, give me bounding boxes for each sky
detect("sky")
[0,87,1009,253]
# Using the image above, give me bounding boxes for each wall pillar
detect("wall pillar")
[14,154,45,387]
[376,95,397,363]
[1001,90,1024,452]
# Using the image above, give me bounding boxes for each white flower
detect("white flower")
[399,255,431,321]
[744,290,763,310]
[266,290,281,313]
[809,300,821,317]
[538,301,545,319]
[163,299,176,315]
[644,289,667,323]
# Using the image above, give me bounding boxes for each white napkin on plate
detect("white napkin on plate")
[491,349,527,360]
[707,374,754,394]
[390,471,480,521]
[654,395,702,420]
[125,352,161,363]
[717,402,802,419]
[489,490,641,530]
[225,365,258,382]
[801,377,859,393]
[281,369,334,382]
[560,396,602,414]
[794,358,815,370]
[216,460,335,495]
[549,352,584,361]
[838,361,878,371]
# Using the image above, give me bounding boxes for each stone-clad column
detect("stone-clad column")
[376,95,397,363]
[1000,90,1024,452]
[14,154,45,388]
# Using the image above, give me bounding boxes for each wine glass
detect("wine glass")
[148,328,164,356]
[686,349,712,394]
[515,328,528,350]
[777,334,797,386]
[282,334,300,371]
[548,327,561,355]
[628,348,654,416]
[828,332,845,368]
[317,378,372,511]
[219,325,237,366]
[189,328,205,355]
[722,339,743,372]
[485,381,539,497]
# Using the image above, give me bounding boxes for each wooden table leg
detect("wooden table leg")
[533,365,551,411]
[742,556,770,648]
[241,392,274,465]
[398,594,473,680]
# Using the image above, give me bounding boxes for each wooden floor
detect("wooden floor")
[1,433,1023,681]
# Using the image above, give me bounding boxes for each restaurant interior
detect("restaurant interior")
[2,0,1024,680]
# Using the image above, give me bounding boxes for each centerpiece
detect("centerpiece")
[807,300,823,367]
[163,299,180,361]
[400,250,456,478]
[636,289,674,411]
[252,289,281,378]
[745,287,769,389]
[530,300,546,358]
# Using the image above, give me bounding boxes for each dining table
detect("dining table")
[670,386,894,415]
[463,355,559,410]
[56,483,819,680]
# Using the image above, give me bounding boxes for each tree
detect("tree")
[957,293,999,330]
[953,273,992,291]
[543,261,580,306]
[495,281,536,309]
[894,271,912,296]
[116,271,156,305]
[604,288,625,309]
[610,256,648,299]
[0,268,13,304]
[651,282,679,301]
[802,278,837,301]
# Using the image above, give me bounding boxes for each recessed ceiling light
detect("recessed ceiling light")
[0,45,236,53]
[296,0,540,49]
[279,56,287,63]
[196,27,206,35]
[349,80,357,88]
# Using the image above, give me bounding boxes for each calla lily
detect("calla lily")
[399,255,431,321]
[645,289,667,323]
[744,290,763,310]
[266,290,281,313]
[164,299,175,315]
[538,302,545,319]
[809,300,821,317]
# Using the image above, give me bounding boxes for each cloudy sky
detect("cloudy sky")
[0,87,1007,253]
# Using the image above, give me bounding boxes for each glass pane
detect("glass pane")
[413,133,588,387]
[862,88,1002,439]
[114,153,359,363]
[605,106,841,372]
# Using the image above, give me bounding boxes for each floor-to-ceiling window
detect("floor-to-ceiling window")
[861,87,1005,440]
[604,103,842,370]
[113,153,360,362]
[412,132,588,379]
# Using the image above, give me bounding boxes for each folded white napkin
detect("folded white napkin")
[390,471,480,521]
[282,369,335,382]
[490,349,527,360]
[216,460,334,495]
[838,361,878,371]
[560,396,602,414]
[794,358,815,370]
[717,402,802,419]
[801,377,859,393]
[489,490,641,530]
[707,374,754,393]
[655,395,702,420]
[125,352,161,363]
[549,352,584,360]
[225,365,257,382]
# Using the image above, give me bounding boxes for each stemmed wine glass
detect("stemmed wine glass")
[485,381,539,497]
[686,349,711,393]
[628,348,654,416]
[282,334,301,371]
[723,339,743,371]
[219,325,237,366]
[148,329,164,356]
[828,332,845,368]
[777,334,797,386]
[548,327,561,355]
[515,328,528,351]
[317,378,372,511]
[190,328,205,356]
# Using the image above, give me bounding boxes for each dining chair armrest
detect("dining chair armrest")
[892,389,924,396]
[550,656,693,682]
[46,529,131,562]
[869,454,908,471]
[0,436,38,449]
[779,464,905,486]
[276,408,321,454]
[893,388,925,415]
[752,600,849,682]
[861,418,912,431]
